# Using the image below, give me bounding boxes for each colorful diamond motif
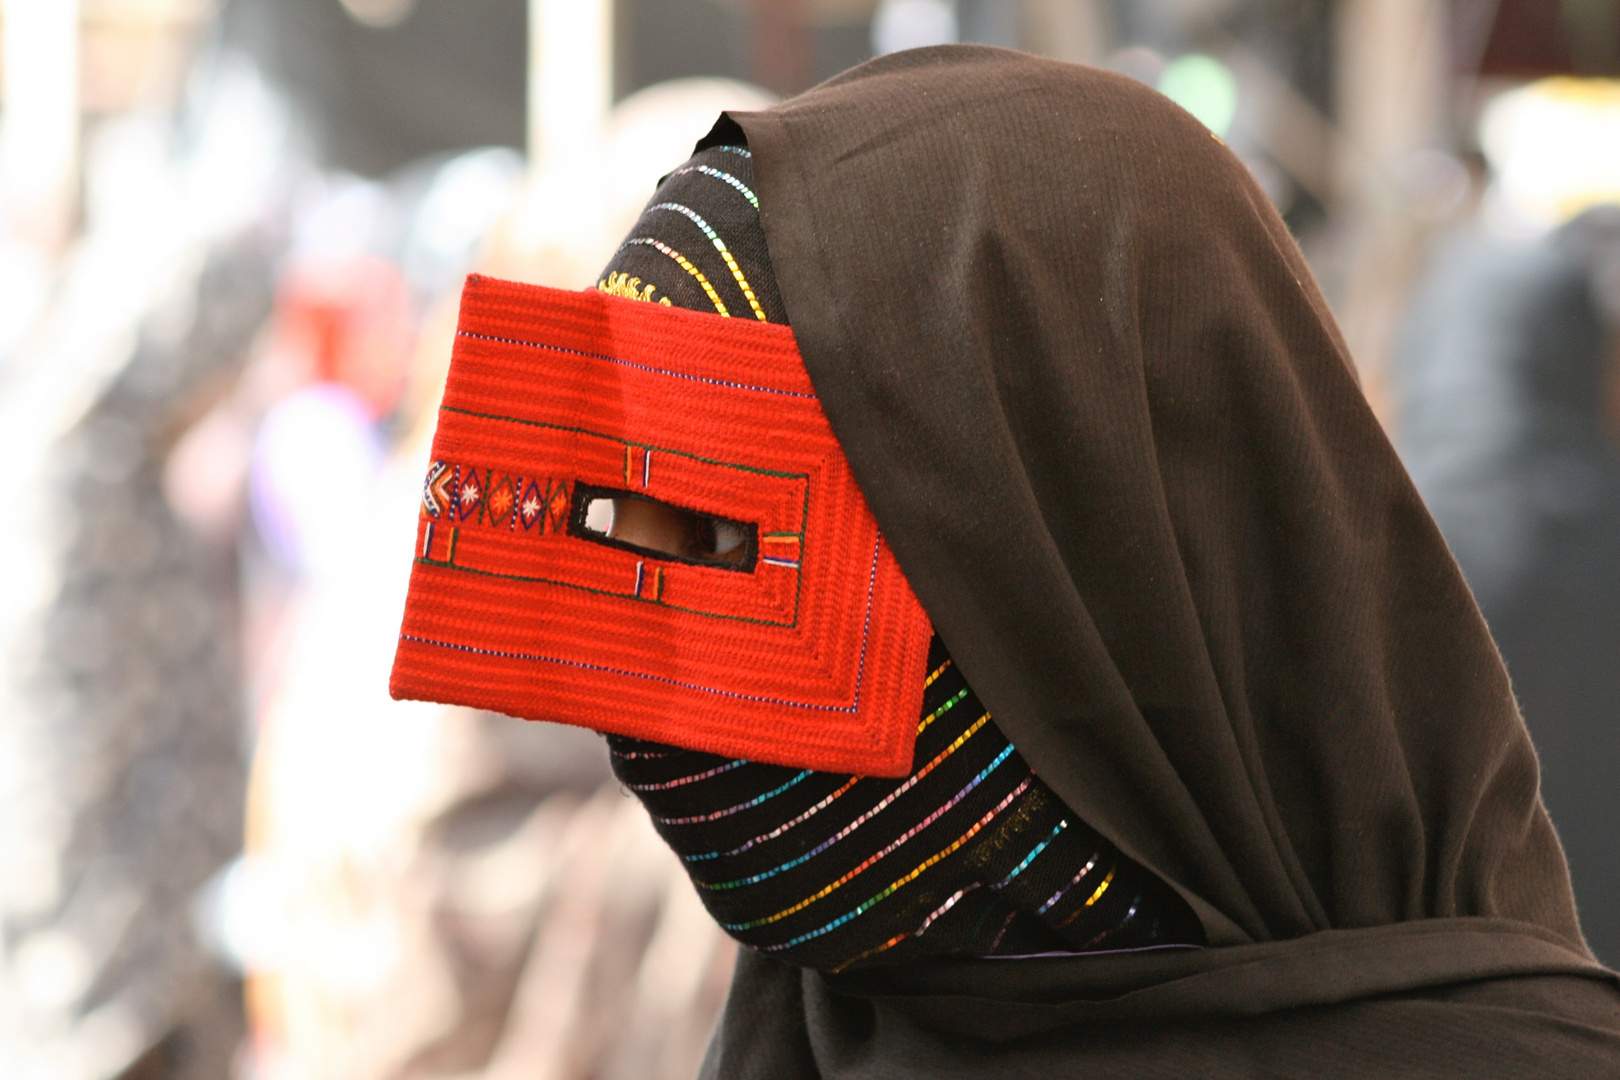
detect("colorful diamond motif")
[545,480,572,533]
[457,468,484,521]
[518,480,545,530]
[486,475,517,528]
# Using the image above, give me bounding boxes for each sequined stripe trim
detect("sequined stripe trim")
[1081,891,1141,949]
[1036,847,1101,915]
[727,773,1034,933]
[990,819,1067,890]
[623,237,728,316]
[754,776,1036,948]
[680,775,860,858]
[985,911,1020,952]
[830,884,980,972]
[611,748,679,760]
[655,769,813,826]
[1053,864,1116,929]
[917,885,976,935]
[675,669,959,848]
[916,690,971,737]
[626,758,746,791]
[833,935,907,974]
[714,146,752,158]
[922,658,953,689]
[671,165,759,209]
[649,202,767,321]
[697,720,1004,891]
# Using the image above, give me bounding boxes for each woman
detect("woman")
[586,46,1620,1078]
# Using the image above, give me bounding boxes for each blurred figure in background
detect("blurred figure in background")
[1395,78,1620,966]
[0,10,292,1072]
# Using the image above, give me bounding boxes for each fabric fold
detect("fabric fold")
[687,42,1620,1076]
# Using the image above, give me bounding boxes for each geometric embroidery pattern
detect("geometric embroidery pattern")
[422,460,455,519]
[390,276,933,778]
[456,470,483,521]
[486,474,517,528]
[422,463,571,536]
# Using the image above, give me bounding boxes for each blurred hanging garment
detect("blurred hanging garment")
[0,240,273,1080]
[1395,205,1620,966]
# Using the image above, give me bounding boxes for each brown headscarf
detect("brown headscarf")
[696,45,1620,1078]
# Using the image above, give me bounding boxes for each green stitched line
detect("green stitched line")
[414,558,802,629]
[439,406,807,481]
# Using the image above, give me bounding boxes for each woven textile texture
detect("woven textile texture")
[609,638,1200,971]
[595,139,1201,971]
[390,275,933,777]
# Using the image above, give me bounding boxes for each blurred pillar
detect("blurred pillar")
[1333,0,1448,412]
[2,0,80,250]
[1020,0,1110,65]
[528,0,613,172]
[750,0,811,98]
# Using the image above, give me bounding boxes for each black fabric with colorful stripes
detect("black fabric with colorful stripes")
[598,144,788,323]
[608,635,1201,971]
[599,138,1202,971]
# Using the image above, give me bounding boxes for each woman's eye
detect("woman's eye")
[686,517,746,562]
[712,522,746,555]
[576,487,754,569]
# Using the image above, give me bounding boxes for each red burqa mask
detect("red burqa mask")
[390,275,933,777]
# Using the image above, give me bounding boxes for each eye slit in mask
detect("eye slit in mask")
[570,483,757,570]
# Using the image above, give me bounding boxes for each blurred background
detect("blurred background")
[0,1,1615,1077]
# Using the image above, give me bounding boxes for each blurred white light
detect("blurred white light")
[872,0,958,55]
[1157,54,1238,138]
[67,1003,146,1080]
[1480,78,1620,231]
[194,855,290,975]
[179,55,292,243]
[530,0,613,169]
[1,0,79,246]
[12,929,92,1009]
[0,241,51,360]
[83,115,174,237]
[291,174,392,261]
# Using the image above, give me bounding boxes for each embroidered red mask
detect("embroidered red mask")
[389,275,933,777]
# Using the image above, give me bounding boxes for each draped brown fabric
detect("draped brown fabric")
[696,45,1620,1077]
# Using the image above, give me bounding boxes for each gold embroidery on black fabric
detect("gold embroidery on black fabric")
[598,271,674,306]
